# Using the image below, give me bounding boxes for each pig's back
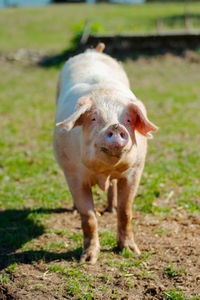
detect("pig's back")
[55,50,130,124]
[57,51,129,98]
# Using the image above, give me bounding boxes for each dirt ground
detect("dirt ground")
[0,202,200,300]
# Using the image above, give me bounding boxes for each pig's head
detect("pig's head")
[56,93,157,172]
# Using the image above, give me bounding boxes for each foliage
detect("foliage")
[70,20,104,50]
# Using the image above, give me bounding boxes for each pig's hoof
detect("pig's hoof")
[73,209,78,216]
[118,239,141,255]
[80,247,99,265]
[129,242,141,255]
[105,206,117,215]
[72,205,78,215]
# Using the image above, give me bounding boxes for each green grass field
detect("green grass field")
[1,2,200,52]
[0,3,200,299]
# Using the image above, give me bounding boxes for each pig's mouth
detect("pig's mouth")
[100,146,127,158]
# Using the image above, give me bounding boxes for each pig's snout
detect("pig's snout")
[104,124,129,150]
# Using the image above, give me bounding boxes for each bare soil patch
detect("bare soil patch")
[0,204,199,299]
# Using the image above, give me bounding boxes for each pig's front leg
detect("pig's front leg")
[117,168,143,255]
[70,184,100,264]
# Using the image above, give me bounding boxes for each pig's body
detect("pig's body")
[54,46,157,264]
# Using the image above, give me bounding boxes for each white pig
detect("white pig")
[53,43,157,264]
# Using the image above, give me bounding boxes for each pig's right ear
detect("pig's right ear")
[56,97,93,131]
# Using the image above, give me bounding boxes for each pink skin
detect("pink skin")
[79,103,137,168]
[55,96,158,264]
[103,123,129,156]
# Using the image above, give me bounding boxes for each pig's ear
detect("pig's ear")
[128,102,158,138]
[56,97,93,131]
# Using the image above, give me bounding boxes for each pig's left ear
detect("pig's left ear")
[56,96,93,131]
[128,103,158,138]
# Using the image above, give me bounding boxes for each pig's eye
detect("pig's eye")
[91,118,96,122]
[127,119,131,123]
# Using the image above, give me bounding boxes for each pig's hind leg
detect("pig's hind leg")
[107,179,117,213]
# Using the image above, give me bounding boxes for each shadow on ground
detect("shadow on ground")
[37,45,200,68]
[0,207,81,270]
[37,13,200,69]
[0,248,83,271]
[38,48,79,68]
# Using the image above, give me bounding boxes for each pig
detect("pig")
[53,43,158,264]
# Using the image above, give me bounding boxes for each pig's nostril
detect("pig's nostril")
[107,132,113,138]
[120,132,126,139]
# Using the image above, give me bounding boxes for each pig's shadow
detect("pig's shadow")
[38,48,78,68]
[0,208,82,271]
[37,46,179,69]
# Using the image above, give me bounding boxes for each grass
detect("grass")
[99,230,117,248]
[48,264,95,298]
[106,251,152,271]
[163,289,200,300]
[0,2,200,299]
[1,2,200,52]
[164,264,185,277]
[0,272,11,284]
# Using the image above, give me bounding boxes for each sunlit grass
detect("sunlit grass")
[1,2,200,52]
